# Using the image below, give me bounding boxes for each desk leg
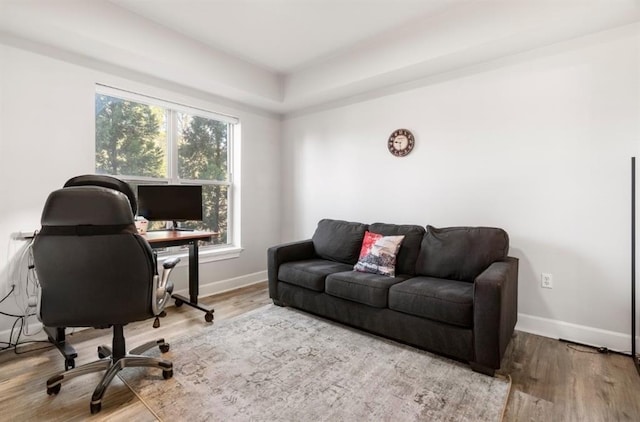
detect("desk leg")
[44,326,77,370]
[172,240,215,323]
[189,241,199,304]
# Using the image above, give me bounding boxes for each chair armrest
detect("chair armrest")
[267,240,315,300]
[163,257,180,269]
[473,256,519,371]
[152,257,181,316]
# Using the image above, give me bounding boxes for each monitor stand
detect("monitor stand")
[170,221,194,231]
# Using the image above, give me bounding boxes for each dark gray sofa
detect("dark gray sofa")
[267,219,518,375]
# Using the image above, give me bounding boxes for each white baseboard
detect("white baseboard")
[0,271,268,345]
[172,270,267,299]
[516,313,633,354]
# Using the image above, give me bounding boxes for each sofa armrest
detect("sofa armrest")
[267,240,316,300]
[473,256,519,373]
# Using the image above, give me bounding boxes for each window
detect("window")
[94,85,238,248]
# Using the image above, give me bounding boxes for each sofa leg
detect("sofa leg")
[470,362,495,377]
[272,299,286,307]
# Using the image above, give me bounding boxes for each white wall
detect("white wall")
[282,25,640,351]
[0,0,283,110]
[0,43,281,336]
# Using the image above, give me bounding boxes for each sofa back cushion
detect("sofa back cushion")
[312,219,368,265]
[368,223,425,275]
[416,226,509,282]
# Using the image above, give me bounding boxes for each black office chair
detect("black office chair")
[32,175,179,414]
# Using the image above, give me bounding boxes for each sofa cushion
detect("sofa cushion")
[354,232,405,277]
[279,259,353,292]
[416,226,509,282]
[325,271,408,308]
[369,223,425,275]
[312,219,368,265]
[389,276,474,327]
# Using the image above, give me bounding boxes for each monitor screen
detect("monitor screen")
[137,185,203,222]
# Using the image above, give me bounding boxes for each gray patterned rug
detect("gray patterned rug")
[123,305,510,422]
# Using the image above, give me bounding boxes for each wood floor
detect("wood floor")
[1,282,638,421]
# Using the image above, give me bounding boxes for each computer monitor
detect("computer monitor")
[137,185,203,230]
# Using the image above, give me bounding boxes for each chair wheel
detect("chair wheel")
[47,384,61,395]
[163,369,173,379]
[205,312,214,323]
[65,358,75,370]
[97,345,110,359]
[90,402,101,414]
[159,343,170,353]
[174,298,183,307]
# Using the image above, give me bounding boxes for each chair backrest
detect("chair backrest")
[33,178,156,327]
[64,174,138,215]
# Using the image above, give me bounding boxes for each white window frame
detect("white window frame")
[95,84,241,259]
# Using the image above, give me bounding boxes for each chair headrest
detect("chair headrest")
[41,186,135,227]
[64,174,137,215]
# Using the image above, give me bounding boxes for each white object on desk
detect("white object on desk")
[134,216,148,234]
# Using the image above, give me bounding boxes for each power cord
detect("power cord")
[0,285,15,305]
[21,244,41,337]
[565,343,600,354]
[560,338,629,356]
[0,238,49,355]
[0,311,52,355]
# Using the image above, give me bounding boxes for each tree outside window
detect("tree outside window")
[177,114,229,244]
[95,90,235,247]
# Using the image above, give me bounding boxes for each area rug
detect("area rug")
[122,305,510,422]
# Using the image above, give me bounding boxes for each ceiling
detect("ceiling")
[110,0,467,73]
[1,0,639,114]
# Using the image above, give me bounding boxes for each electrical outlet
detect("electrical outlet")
[541,273,553,289]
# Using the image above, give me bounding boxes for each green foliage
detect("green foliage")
[178,115,229,244]
[178,115,227,180]
[95,94,231,246]
[95,95,166,177]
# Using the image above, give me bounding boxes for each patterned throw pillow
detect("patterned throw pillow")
[354,231,405,277]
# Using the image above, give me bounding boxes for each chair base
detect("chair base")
[44,326,78,370]
[46,329,172,414]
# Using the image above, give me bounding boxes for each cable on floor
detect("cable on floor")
[118,373,164,422]
[497,373,512,422]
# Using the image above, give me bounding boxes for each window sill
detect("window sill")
[158,245,243,266]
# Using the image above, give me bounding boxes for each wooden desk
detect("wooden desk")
[143,230,216,322]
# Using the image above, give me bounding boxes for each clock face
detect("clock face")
[388,129,415,157]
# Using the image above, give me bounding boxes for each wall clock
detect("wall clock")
[388,129,415,157]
